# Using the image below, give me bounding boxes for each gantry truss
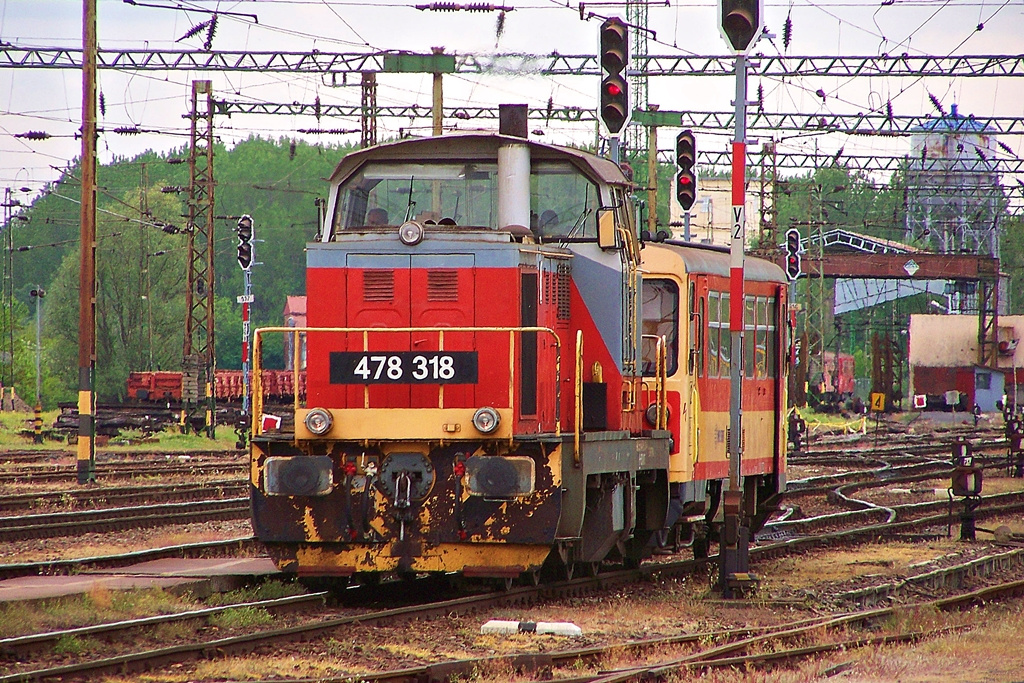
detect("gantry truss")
[213,100,1024,136]
[4,47,1024,78]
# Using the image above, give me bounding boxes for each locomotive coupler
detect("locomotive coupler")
[393,471,414,541]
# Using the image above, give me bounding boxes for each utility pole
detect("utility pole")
[140,164,154,371]
[1,188,14,397]
[646,106,658,237]
[360,71,377,148]
[30,286,44,444]
[78,0,97,483]
[719,0,763,598]
[183,80,217,439]
[431,47,444,136]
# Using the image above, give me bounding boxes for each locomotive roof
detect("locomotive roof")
[327,132,629,187]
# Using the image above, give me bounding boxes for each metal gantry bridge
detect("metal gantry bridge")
[3,47,1024,78]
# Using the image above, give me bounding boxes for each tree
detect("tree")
[44,188,187,401]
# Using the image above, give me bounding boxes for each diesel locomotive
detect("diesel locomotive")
[249,124,788,585]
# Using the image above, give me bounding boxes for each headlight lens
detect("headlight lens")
[398,220,425,246]
[472,407,500,434]
[304,407,334,436]
[644,403,671,428]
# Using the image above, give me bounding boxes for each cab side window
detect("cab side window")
[641,279,680,376]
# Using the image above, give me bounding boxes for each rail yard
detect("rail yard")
[3,0,1024,681]
[0,416,1021,682]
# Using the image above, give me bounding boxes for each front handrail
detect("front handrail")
[251,325,562,437]
[641,333,669,430]
[574,330,583,467]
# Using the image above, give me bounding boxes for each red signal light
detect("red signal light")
[606,82,622,96]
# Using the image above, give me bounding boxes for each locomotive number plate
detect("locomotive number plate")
[329,351,478,384]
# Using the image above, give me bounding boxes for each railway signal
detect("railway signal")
[599,17,629,135]
[237,214,254,270]
[719,0,764,53]
[784,228,802,280]
[675,129,697,211]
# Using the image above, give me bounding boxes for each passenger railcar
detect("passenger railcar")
[248,129,787,584]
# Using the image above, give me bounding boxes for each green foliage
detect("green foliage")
[207,606,274,629]
[1000,213,1024,313]
[53,634,92,656]
[43,188,188,400]
[12,137,353,402]
[10,136,1018,401]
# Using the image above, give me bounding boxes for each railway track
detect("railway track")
[0,479,245,513]
[4,536,1023,683]
[0,461,246,484]
[0,497,250,541]
[0,536,258,581]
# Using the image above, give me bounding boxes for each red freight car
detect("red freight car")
[127,370,305,402]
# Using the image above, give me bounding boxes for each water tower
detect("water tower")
[904,103,1005,313]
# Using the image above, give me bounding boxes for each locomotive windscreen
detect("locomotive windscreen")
[331,160,600,237]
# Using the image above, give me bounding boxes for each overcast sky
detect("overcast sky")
[1,0,1023,202]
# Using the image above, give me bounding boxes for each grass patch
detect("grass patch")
[52,633,96,656]
[0,413,239,453]
[0,587,193,639]
[207,606,274,630]
[0,409,62,448]
[205,580,305,606]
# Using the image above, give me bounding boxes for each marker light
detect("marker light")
[472,407,500,434]
[304,407,334,436]
[398,220,425,246]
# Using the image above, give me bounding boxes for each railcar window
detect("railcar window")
[766,299,777,378]
[707,292,719,377]
[718,293,730,378]
[744,296,757,379]
[641,279,679,376]
[755,297,768,379]
[698,297,706,377]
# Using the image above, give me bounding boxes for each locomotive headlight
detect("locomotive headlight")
[398,220,425,246]
[304,407,334,436]
[644,403,671,428]
[472,407,500,434]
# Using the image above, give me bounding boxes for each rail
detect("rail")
[251,325,563,438]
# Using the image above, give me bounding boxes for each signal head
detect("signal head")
[675,130,698,210]
[599,17,631,134]
[719,0,764,53]
[236,214,254,242]
[784,228,802,280]
[599,18,629,75]
[600,74,629,134]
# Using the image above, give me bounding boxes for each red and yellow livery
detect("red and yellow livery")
[248,130,787,584]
